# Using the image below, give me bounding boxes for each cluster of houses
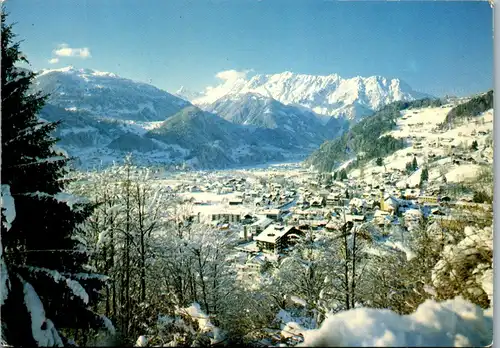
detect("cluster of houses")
[164,153,492,283]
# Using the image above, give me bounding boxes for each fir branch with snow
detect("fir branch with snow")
[0,11,110,346]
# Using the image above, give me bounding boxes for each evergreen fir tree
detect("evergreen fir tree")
[405,161,413,174]
[1,12,112,346]
[341,170,348,181]
[412,156,418,171]
[419,167,429,187]
[470,140,478,151]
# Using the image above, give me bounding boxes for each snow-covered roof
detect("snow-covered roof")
[251,217,274,229]
[254,225,298,244]
[384,195,400,207]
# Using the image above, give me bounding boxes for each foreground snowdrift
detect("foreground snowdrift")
[297,297,493,347]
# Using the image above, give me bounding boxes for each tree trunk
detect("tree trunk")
[138,185,146,303]
[195,250,210,315]
[343,226,350,310]
[351,226,357,309]
[124,163,131,338]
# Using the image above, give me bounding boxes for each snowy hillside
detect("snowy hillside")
[345,105,494,187]
[35,66,191,122]
[145,106,314,169]
[33,67,438,170]
[191,71,432,120]
[38,102,313,170]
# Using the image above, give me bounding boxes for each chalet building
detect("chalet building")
[255,225,304,253]
[379,188,400,214]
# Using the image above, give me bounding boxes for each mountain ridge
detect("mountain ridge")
[33,66,433,170]
[188,71,432,121]
[34,66,191,122]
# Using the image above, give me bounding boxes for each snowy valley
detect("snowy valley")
[19,67,495,347]
[1,2,495,347]
[4,63,495,347]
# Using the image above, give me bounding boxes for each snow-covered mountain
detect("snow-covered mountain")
[34,66,191,122]
[175,86,203,102]
[203,92,347,141]
[191,71,432,120]
[33,67,433,169]
[34,67,333,169]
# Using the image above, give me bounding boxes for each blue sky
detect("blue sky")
[5,0,493,97]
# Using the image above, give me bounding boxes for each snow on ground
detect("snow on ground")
[298,297,493,347]
[445,164,482,183]
[59,126,97,136]
[181,303,216,333]
[385,106,452,140]
[178,303,222,343]
[290,295,307,307]
[179,191,242,204]
[347,106,493,185]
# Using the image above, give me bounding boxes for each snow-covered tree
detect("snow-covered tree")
[1,12,110,346]
[430,225,493,308]
[272,223,369,328]
[67,158,176,343]
[68,159,255,343]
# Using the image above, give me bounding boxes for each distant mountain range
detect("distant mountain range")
[179,71,432,121]
[34,67,432,169]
